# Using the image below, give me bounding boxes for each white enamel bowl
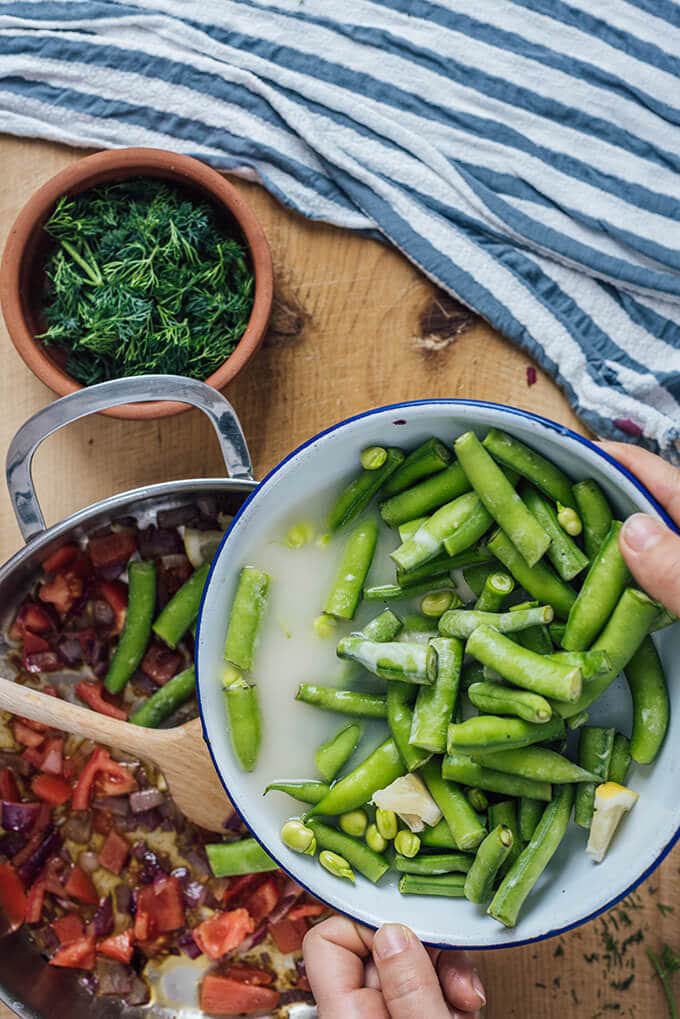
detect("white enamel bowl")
[196,400,679,950]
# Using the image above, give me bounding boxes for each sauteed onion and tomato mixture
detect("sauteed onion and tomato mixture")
[0,501,326,1014]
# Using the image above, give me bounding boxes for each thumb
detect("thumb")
[372,925,450,1019]
[620,514,680,616]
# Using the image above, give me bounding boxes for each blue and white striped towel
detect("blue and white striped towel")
[2,1,680,458]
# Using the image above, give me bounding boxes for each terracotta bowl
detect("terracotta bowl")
[0,148,273,419]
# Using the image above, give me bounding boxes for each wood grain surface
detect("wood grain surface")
[0,136,677,1019]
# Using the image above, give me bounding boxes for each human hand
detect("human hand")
[601,442,680,614]
[302,915,486,1018]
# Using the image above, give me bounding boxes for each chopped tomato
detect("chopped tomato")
[140,643,182,686]
[75,681,128,721]
[21,631,51,658]
[134,876,185,941]
[22,747,46,769]
[242,878,280,925]
[24,880,46,923]
[42,544,79,574]
[64,866,98,905]
[226,965,274,986]
[13,719,46,749]
[98,830,129,875]
[88,532,136,569]
[222,873,264,906]
[96,580,128,635]
[49,934,96,971]
[16,603,53,634]
[16,714,50,734]
[199,974,280,1016]
[31,774,72,806]
[98,928,134,964]
[192,908,255,961]
[39,571,83,616]
[52,914,84,945]
[0,768,19,801]
[40,737,64,776]
[0,864,27,931]
[286,903,328,921]
[72,748,136,810]
[268,918,308,954]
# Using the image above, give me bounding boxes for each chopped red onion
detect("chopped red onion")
[177,930,202,959]
[156,506,198,529]
[94,562,125,581]
[57,637,83,666]
[171,866,190,883]
[129,788,164,815]
[17,825,61,885]
[92,600,115,628]
[95,958,133,996]
[224,811,247,833]
[237,922,268,954]
[185,847,210,879]
[130,672,157,697]
[138,526,182,558]
[268,892,302,926]
[136,808,163,832]
[125,976,150,1006]
[78,972,99,995]
[0,832,28,858]
[1,801,41,832]
[93,797,130,818]
[183,880,207,909]
[92,895,114,937]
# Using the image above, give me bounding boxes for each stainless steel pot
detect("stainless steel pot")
[0,376,314,1019]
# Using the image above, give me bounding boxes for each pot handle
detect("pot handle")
[6,375,254,542]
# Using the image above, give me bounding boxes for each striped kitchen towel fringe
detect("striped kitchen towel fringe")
[1,0,679,458]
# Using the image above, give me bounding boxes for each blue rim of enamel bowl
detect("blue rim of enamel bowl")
[196,398,679,951]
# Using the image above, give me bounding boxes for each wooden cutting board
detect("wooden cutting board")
[0,136,677,1018]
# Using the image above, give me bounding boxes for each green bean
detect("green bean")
[464,824,514,904]
[380,463,472,527]
[421,760,486,850]
[461,660,485,690]
[395,852,473,875]
[410,637,463,752]
[487,529,576,619]
[392,493,492,572]
[361,446,387,471]
[463,562,497,598]
[224,675,261,772]
[554,588,660,718]
[515,624,553,656]
[482,428,576,509]
[567,711,589,731]
[386,683,432,772]
[296,684,387,718]
[336,637,431,685]
[447,714,565,753]
[471,746,599,784]
[130,666,196,727]
[442,750,551,801]
[325,519,378,620]
[420,818,458,850]
[104,561,157,694]
[382,437,453,496]
[653,607,678,631]
[572,479,613,559]
[454,431,550,567]
[399,614,439,640]
[468,681,552,724]
[474,572,515,612]
[519,798,544,844]
[399,873,467,897]
[550,650,612,679]
[328,447,405,531]
[309,738,405,817]
[488,800,521,875]
[206,839,277,877]
[398,517,429,542]
[265,780,331,805]
[315,723,362,782]
[625,636,669,765]
[561,522,629,651]
[306,819,390,883]
[439,605,553,640]
[574,727,615,828]
[521,485,589,581]
[466,788,489,813]
[223,566,269,671]
[488,785,573,927]
[397,547,494,587]
[466,626,581,702]
[153,562,210,648]
[549,622,566,646]
[361,608,403,642]
[364,579,457,602]
[607,734,632,785]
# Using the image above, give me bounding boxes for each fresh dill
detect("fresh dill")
[647,944,679,1019]
[39,178,255,385]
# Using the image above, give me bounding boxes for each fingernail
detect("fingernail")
[621,514,664,554]
[472,969,486,1006]
[374,923,410,959]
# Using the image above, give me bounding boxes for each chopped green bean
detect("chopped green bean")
[361,608,403,642]
[420,818,458,849]
[466,788,489,813]
[474,571,515,612]
[482,428,576,509]
[574,726,615,828]
[488,800,521,875]
[309,738,405,817]
[224,566,269,671]
[397,547,493,587]
[519,797,544,844]
[336,637,431,684]
[325,519,378,620]
[521,485,589,581]
[382,437,453,496]
[471,746,599,784]
[468,681,552,724]
[626,636,669,765]
[466,626,581,702]
[308,819,389,883]
[105,561,157,694]
[410,637,463,752]
[463,562,497,598]
[572,479,613,558]
[464,824,514,904]
[422,760,486,851]
[207,839,277,877]
[153,562,210,648]
[439,604,553,641]
[387,683,432,772]
[442,751,552,801]
[399,873,467,897]
[607,734,632,785]
[395,852,473,875]
[561,522,629,651]
[296,684,387,718]
[315,723,362,782]
[447,714,565,753]
[380,463,472,527]
[130,666,195,727]
[398,516,429,543]
[223,674,261,772]
[328,447,405,531]
[392,492,489,572]
[364,579,457,601]
[487,529,576,619]
[265,780,330,805]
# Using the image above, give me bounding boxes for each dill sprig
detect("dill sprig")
[647,944,679,1019]
[39,178,255,385]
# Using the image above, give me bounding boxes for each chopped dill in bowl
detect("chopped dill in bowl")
[38,177,255,384]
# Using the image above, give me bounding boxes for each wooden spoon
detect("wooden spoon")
[0,677,233,833]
